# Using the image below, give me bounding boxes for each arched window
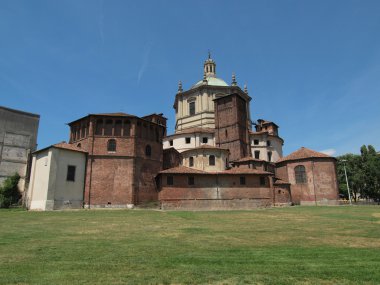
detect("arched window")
[145,145,151,157]
[295,165,307,184]
[209,155,215,166]
[189,156,194,167]
[107,139,116,152]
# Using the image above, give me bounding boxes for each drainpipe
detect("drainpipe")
[311,161,318,206]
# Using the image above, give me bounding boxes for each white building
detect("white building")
[27,143,87,210]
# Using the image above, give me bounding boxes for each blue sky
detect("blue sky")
[1,0,379,156]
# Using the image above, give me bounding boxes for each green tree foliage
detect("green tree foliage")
[337,145,380,202]
[0,173,21,208]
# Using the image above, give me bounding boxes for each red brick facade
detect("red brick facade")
[214,94,251,162]
[68,113,165,207]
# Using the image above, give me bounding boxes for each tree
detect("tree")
[336,153,364,201]
[360,145,380,201]
[337,145,380,202]
[0,173,21,208]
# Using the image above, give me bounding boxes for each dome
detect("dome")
[191,76,229,89]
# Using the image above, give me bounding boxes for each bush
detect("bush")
[0,173,21,208]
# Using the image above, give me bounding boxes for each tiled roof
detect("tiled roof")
[273,178,290,185]
[277,147,333,163]
[219,168,272,175]
[181,145,229,153]
[232,156,265,163]
[53,142,88,153]
[159,166,207,174]
[166,127,215,137]
[91,112,136,117]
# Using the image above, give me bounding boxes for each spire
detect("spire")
[244,83,248,94]
[231,73,237,86]
[203,52,216,78]
[178,80,183,93]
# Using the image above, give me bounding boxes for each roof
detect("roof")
[68,112,137,125]
[159,165,272,175]
[33,142,88,154]
[165,127,215,138]
[0,105,40,118]
[159,166,207,174]
[273,178,291,185]
[218,168,272,175]
[232,156,265,163]
[181,145,229,153]
[277,147,334,163]
[191,76,229,89]
[257,119,279,128]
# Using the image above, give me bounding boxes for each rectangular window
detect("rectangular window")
[254,139,259,145]
[169,140,173,146]
[260,177,266,186]
[189,102,195,116]
[267,151,272,162]
[66,165,76,181]
[240,176,246,185]
[188,176,194,185]
[202,137,208,144]
[185,137,191,144]
[254,150,260,159]
[267,140,271,146]
[167,176,173,185]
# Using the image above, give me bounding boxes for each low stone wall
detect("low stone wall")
[300,199,339,206]
[160,198,272,210]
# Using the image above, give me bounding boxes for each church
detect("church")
[26,55,339,210]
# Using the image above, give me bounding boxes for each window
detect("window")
[240,176,246,185]
[185,137,191,144]
[295,165,307,184]
[104,119,113,136]
[254,139,259,145]
[189,102,195,116]
[167,176,173,185]
[107,139,116,152]
[95,119,103,135]
[189,156,194,167]
[202,137,208,144]
[77,143,81,148]
[169,140,173,146]
[188,176,194,185]
[123,120,131,137]
[267,151,272,162]
[267,140,271,146]
[209,155,215,166]
[254,150,260,159]
[66,165,76,181]
[260,177,266,186]
[225,129,228,138]
[114,120,122,136]
[145,145,151,157]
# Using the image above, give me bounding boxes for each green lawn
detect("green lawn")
[0,206,380,285]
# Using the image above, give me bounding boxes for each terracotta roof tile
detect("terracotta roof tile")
[218,168,272,175]
[166,127,215,137]
[277,147,333,163]
[232,156,265,163]
[53,142,88,153]
[273,178,290,185]
[181,145,229,153]
[159,166,207,174]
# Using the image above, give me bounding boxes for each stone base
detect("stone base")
[160,199,273,210]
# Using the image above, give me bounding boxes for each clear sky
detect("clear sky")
[1,0,379,156]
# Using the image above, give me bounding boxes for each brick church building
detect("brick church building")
[26,55,339,210]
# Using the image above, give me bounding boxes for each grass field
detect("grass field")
[1,206,380,285]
